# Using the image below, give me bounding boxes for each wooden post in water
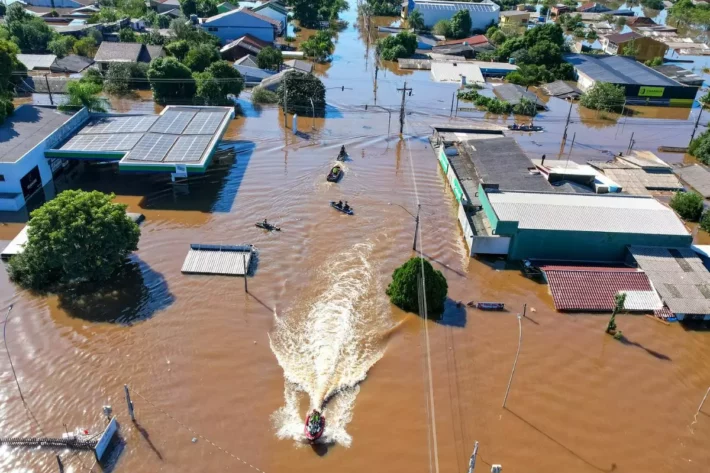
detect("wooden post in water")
[502,305,524,408]
[243,252,248,293]
[56,455,64,473]
[467,441,479,473]
[124,384,135,422]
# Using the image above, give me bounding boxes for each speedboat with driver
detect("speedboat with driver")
[304,410,325,442]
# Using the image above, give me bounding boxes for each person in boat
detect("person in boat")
[511,123,518,130]
[332,166,340,174]
[343,201,350,212]
[336,200,343,208]
[340,145,346,156]
[263,218,268,226]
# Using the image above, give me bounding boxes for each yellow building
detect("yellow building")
[499,10,530,25]
[600,31,668,62]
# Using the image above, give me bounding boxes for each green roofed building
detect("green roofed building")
[477,184,692,262]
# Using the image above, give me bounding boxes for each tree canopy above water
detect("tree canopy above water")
[386,257,448,316]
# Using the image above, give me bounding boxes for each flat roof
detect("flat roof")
[675,164,710,198]
[485,189,690,236]
[0,106,74,163]
[564,54,683,87]
[460,138,553,192]
[47,106,233,171]
[630,246,710,315]
[431,61,484,83]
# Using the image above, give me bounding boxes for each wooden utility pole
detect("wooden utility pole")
[397,81,413,135]
[412,204,421,251]
[562,98,573,141]
[124,384,135,421]
[283,82,288,129]
[45,74,54,105]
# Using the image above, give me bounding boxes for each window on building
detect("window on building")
[208,27,218,31]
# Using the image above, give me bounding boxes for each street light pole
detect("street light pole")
[502,304,525,409]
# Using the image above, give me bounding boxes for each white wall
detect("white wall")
[577,71,596,92]
[0,107,88,211]
[417,2,500,31]
[202,11,276,44]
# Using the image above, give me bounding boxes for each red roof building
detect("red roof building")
[439,35,490,47]
[542,266,662,312]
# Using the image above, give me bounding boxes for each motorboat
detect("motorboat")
[304,410,325,442]
[330,201,353,215]
[508,124,543,132]
[327,165,343,182]
[337,150,348,162]
[466,301,505,311]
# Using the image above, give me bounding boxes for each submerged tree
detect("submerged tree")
[276,71,326,115]
[59,80,107,112]
[605,293,626,339]
[7,190,140,290]
[386,257,448,316]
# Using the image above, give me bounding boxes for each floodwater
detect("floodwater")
[2,3,710,473]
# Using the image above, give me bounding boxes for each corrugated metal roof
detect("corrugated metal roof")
[674,164,710,198]
[486,190,690,236]
[564,54,682,87]
[542,266,659,311]
[493,83,546,108]
[181,247,252,275]
[414,0,500,12]
[630,246,710,315]
[603,31,643,44]
[541,80,581,99]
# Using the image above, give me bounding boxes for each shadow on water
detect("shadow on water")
[311,442,329,457]
[429,298,467,327]
[210,140,256,213]
[132,420,163,461]
[680,319,710,332]
[506,408,617,473]
[57,257,174,324]
[617,334,672,361]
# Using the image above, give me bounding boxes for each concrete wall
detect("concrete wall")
[457,202,474,255]
[416,2,500,30]
[0,193,25,212]
[0,107,88,211]
[438,147,469,206]
[202,11,275,44]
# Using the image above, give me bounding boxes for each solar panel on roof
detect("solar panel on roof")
[125,134,178,162]
[150,111,196,134]
[183,112,226,135]
[163,135,213,162]
[78,116,158,134]
[62,133,143,151]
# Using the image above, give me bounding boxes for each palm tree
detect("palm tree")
[59,80,107,113]
[408,9,424,32]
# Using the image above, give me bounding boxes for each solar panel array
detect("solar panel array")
[183,112,226,135]
[164,136,213,163]
[61,133,144,151]
[78,116,159,134]
[125,134,179,162]
[149,111,196,134]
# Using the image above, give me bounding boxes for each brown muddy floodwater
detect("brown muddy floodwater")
[2,4,710,473]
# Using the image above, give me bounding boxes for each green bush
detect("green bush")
[7,190,140,290]
[580,82,625,112]
[256,46,283,71]
[377,31,417,60]
[701,211,710,232]
[251,86,279,104]
[386,257,448,316]
[644,56,663,67]
[690,129,710,164]
[433,19,452,37]
[277,71,325,115]
[104,63,132,95]
[670,191,704,221]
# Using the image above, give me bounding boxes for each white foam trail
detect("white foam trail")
[270,242,390,447]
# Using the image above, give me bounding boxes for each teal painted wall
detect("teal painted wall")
[508,229,693,262]
[479,184,498,229]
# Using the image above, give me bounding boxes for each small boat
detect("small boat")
[255,221,280,231]
[327,165,343,182]
[330,201,353,215]
[304,410,325,443]
[508,124,543,132]
[336,151,348,162]
[466,301,505,311]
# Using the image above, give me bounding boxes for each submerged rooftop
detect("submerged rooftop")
[0,105,73,163]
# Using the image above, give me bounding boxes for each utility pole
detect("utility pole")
[397,81,413,135]
[690,105,704,144]
[283,81,288,129]
[626,131,635,155]
[566,132,576,161]
[124,384,135,422]
[502,305,525,409]
[450,91,456,117]
[562,98,573,141]
[412,204,421,251]
[45,74,54,106]
[467,441,479,473]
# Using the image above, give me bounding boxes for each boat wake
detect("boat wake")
[269,242,390,447]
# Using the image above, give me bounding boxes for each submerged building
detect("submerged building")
[477,185,692,262]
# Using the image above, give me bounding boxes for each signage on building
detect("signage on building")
[639,86,665,97]
[20,165,42,199]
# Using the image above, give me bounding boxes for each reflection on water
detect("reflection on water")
[270,242,391,447]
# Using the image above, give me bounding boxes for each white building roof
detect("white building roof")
[430,61,484,83]
[414,0,500,12]
[17,54,57,71]
[486,190,690,236]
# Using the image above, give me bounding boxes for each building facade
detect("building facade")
[201,8,279,44]
[600,31,668,62]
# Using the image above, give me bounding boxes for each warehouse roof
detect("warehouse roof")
[652,64,704,86]
[629,246,710,316]
[542,265,662,311]
[564,54,682,87]
[0,106,73,163]
[485,189,690,235]
[414,0,500,12]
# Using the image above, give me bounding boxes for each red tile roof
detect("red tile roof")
[542,266,654,311]
[440,35,489,46]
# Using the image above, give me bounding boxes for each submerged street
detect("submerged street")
[2,1,710,472]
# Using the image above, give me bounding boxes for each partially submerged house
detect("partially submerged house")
[252,1,288,35]
[600,31,668,62]
[200,7,281,44]
[220,34,270,61]
[16,54,57,72]
[49,54,94,73]
[94,42,164,70]
[403,0,500,31]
